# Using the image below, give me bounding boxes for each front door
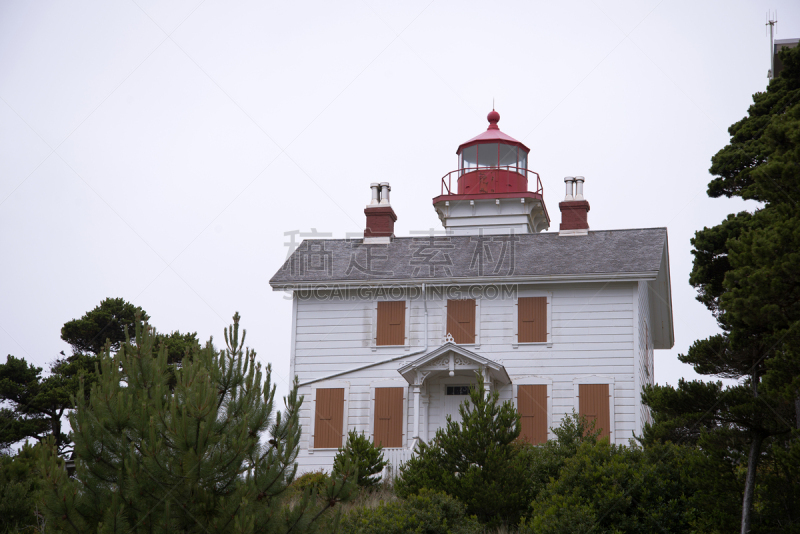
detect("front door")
[444,385,471,425]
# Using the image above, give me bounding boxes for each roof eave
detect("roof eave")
[270,270,662,291]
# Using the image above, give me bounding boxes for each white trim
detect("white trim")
[421,393,430,442]
[271,271,661,290]
[371,301,378,352]
[405,301,412,351]
[475,299,481,348]
[558,228,589,236]
[442,300,448,341]
[363,236,390,244]
[512,290,553,348]
[309,380,350,451]
[572,375,616,442]
[512,375,554,441]
[289,292,298,381]
[633,283,641,441]
[367,379,409,449]
[397,342,511,385]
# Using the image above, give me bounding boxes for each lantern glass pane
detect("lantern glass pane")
[499,144,517,169]
[477,143,498,168]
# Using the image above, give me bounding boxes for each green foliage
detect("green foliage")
[687,36,800,407]
[60,297,150,355]
[753,437,800,533]
[510,412,600,508]
[642,379,791,445]
[156,329,201,366]
[338,489,482,534]
[524,441,703,534]
[707,43,800,205]
[653,41,800,533]
[396,374,523,526]
[0,443,43,533]
[38,312,357,533]
[333,430,387,488]
[290,470,330,494]
[0,353,96,453]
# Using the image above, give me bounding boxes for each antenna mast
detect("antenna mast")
[767,12,778,79]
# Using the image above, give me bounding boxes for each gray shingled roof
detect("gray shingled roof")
[269,228,667,287]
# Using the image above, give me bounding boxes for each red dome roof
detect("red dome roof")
[456,110,530,154]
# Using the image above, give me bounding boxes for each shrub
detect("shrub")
[285,470,330,501]
[397,400,601,527]
[291,470,330,493]
[522,440,703,534]
[396,374,523,526]
[0,443,43,534]
[338,489,482,534]
[333,429,387,488]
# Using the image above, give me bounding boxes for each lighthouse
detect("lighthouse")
[270,109,674,476]
[432,110,550,235]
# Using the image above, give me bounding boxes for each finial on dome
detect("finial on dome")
[487,109,500,130]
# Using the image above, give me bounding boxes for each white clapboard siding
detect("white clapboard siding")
[289,281,646,473]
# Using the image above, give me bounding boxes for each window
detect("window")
[578,384,610,440]
[477,143,499,168]
[446,299,476,344]
[376,301,406,346]
[499,143,517,169]
[314,388,344,448]
[374,387,404,447]
[518,297,547,343]
[460,145,477,175]
[446,385,471,395]
[517,385,548,444]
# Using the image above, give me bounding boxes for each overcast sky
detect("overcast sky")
[2,1,799,405]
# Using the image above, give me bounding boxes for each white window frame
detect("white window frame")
[309,380,350,451]
[513,290,552,348]
[512,375,554,441]
[442,298,481,348]
[371,299,411,352]
[572,375,616,442]
[368,379,409,449]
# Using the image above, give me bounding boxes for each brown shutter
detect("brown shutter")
[374,387,404,447]
[314,388,344,448]
[518,297,547,342]
[377,301,406,346]
[446,299,476,344]
[517,385,548,444]
[579,384,610,440]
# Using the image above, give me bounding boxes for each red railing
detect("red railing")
[440,166,543,196]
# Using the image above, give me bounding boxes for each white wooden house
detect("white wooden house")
[269,111,674,475]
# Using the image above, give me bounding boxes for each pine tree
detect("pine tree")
[396,373,523,525]
[38,313,357,533]
[0,353,96,453]
[332,429,387,488]
[645,42,800,533]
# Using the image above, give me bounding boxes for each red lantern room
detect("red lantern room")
[433,110,550,235]
[456,109,530,194]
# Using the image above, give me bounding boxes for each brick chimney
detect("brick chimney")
[364,182,397,241]
[559,176,590,235]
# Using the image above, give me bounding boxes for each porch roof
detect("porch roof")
[397,343,510,385]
